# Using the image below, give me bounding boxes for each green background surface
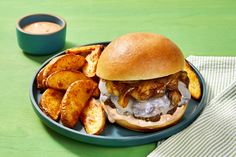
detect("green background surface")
[0,0,235,157]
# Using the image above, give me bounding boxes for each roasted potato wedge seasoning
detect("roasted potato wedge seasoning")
[45,70,100,97]
[82,45,103,77]
[46,70,90,90]
[66,45,102,56]
[60,80,97,128]
[81,98,106,135]
[40,88,64,120]
[42,54,85,84]
[184,60,201,100]
[37,67,46,89]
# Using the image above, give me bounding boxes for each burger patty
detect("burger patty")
[133,105,178,122]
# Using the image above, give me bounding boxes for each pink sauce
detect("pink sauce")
[23,22,61,34]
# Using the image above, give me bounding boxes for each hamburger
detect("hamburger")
[96,32,191,132]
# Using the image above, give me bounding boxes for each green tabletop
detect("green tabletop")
[0,0,235,157]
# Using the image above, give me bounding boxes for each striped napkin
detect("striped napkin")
[148,56,236,157]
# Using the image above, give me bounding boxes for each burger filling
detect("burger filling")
[99,71,191,122]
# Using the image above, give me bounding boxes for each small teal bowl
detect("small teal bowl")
[16,14,66,55]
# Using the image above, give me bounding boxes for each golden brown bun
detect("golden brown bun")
[103,104,187,132]
[96,32,185,80]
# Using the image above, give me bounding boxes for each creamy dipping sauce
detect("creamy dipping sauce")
[22,22,61,34]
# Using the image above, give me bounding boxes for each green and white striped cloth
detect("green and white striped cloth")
[148,56,236,157]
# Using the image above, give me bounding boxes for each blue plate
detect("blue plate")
[30,42,207,147]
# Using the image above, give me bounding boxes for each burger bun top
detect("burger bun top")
[96,32,185,81]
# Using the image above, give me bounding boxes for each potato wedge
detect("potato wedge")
[37,67,46,89]
[42,54,85,83]
[46,70,100,97]
[46,70,90,90]
[60,80,97,128]
[40,88,64,120]
[184,60,201,100]
[66,45,102,56]
[82,45,103,77]
[81,98,106,135]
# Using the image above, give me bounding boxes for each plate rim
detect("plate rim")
[29,41,207,146]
